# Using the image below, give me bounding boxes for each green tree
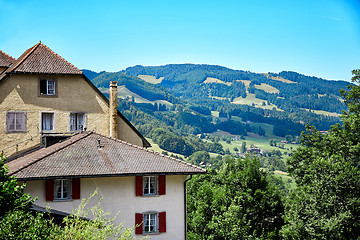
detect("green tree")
[281,69,360,239]
[189,151,210,165]
[0,155,33,217]
[187,157,284,239]
[240,141,246,153]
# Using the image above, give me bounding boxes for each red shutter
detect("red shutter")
[136,176,143,196]
[45,179,54,201]
[135,213,143,234]
[72,178,81,199]
[159,211,166,233]
[159,175,166,195]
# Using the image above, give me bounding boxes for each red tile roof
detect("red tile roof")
[7,131,206,180]
[0,50,15,67]
[5,42,83,75]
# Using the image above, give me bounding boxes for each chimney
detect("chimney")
[109,81,118,138]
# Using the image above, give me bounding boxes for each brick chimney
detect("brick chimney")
[109,81,118,138]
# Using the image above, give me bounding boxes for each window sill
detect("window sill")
[6,131,27,134]
[142,194,159,197]
[53,198,73,202]
[38,94,58,98]
[143,232,160,236]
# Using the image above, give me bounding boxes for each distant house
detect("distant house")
[247,146,261,154]
[1,42,206,239]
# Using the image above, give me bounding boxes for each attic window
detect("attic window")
[39,79,57,96]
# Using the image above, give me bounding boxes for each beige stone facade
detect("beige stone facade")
[0,43,148,157]
[0,74,145,157]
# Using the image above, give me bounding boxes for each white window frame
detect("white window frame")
[69,112,87,132]
[54,179,71,200]
[143,212,159,234]
[39,79,57,97]
[143,176,158,196]
[40,111,56,132]
[6,111,26,133]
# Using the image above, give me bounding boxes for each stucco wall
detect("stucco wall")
[23,175,186,240]
[0,74,143,157]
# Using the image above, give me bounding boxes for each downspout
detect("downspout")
[184,175,192,240]
[109,81,118,138]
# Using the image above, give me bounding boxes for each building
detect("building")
[0,42,149,158]
[1,42,206,239]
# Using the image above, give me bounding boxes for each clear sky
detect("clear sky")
[0,0,359,81]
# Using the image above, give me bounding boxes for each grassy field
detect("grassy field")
[232,93,283,111]
[204,77,232,86]
[272,170,297,190]
[255,83,280,94]
[137,75,164,84]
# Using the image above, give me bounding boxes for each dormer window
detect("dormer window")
[39,79,57,97]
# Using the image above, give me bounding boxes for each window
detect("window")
[6,111,26,133]
[144,176,157,195]
[41,112,55,132]
[70,112,86,131]
[45,178,80,201]
[135,212,166,235]
[135,175,166,196]
[55,179,70,200]
[39,79,57,96]
[144,213,157,233]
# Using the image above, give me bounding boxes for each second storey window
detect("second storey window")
[144,176,157,195]
[39,79,56,96]
[70,112,86,131]
[41,112,55,131]
[45,178,81,201]
[6,111,26,133]
[136,175,166,196]
[55,179,70,200]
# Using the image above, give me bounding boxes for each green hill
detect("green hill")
[84,64,351,140]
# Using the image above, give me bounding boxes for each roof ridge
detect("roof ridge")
[9,131,92,175]
[40,42,82,74]
[90,131,206,172]
[10,42,41,73]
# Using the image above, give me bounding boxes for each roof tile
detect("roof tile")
[4,42,82,75]
[7,131,206,179]
[0,50,16,67]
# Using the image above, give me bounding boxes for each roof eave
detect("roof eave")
[16,171,207,181]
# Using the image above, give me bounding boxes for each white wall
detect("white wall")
[23,175,186,240]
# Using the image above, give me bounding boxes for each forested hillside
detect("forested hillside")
[84,64,349,141]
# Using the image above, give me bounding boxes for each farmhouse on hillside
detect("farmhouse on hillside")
[0,42,206,239]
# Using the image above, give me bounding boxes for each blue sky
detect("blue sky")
[0,0,359,81]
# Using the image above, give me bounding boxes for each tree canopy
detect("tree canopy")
[282,69,360,239]
[187,157,284,239]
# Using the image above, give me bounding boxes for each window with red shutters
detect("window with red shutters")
[136,211,166,235]
[136,175,166,196]
[45,178,80,201]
